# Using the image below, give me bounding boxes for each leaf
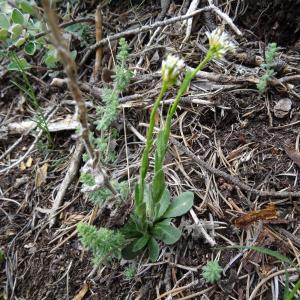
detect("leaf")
[223,246,297,268]
[18,1,34,15]
[152,169,165,204]
[154,130,166,172]
[121,240,142,260]
[35,163,48,188]
[10,23,23,38]
[155,188,171,220]
[43,50,59,68]
[24,41,36,55]
[0,13,10,29]
[11,8,25,25]
[14,37,26,47]
[163,191,194,218]
[152,221,181,245]
[148,238,159,262]
[233,203,278,228]
[8,58,31,71]
[132,234,150,252]
[0,28,8,40]
[144,184,153,215]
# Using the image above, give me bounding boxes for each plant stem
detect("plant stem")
[163,51,213,145]
[286,278,300,300]
[138,81,169,203]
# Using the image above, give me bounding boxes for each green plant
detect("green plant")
[9,52,52,145]
[202,260,223,283]
[80,174,129,204]
[78,28,236,265]
[123,263,137,279]
[95,38,132,131]
[77,222,125,266]
[257,42,279,94]
[0,1,49,68]
[0,1,83,68]
[121,28,236,262]
[0,249,4,264]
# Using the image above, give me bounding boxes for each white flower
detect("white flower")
[161,54,185,84]
[206,28,236,58]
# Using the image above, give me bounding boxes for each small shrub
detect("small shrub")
[257,42,279,94]
[202,260,223,284]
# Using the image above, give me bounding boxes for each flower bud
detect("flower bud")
[161,54,185,84]
[206,28,236,58]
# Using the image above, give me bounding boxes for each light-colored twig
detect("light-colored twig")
[93,5,103,81]
[208,1,243,36]
[190,208,217,246]
[49,141,84,227]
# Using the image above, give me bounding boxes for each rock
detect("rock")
[274,98,292,118]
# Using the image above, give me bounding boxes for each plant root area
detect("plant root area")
[0,1,300,299]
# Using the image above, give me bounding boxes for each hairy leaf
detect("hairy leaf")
[152,169,165,204]
[148,238,159,262]
[152,221,181,245]
[163,191,194,218]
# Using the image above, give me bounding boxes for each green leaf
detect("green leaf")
[18,1,34,15]
[152,221,181,245]
[8,57,31,71]
[10,23,23,38]
[0,28,8,40]
[284,270,289,300]
[0,13,10,29]
[148,238,159,262]
[152,169,165,204]
[24,41,36,55]
[286,278,300,300]
[14,37,26,47]
[44,50,59,68]
[70,49,77,60]
[144,184,154,218]
[121,240,143,260]
[155,188,171,220]
[132,234,150,252]
[154,130,166,172]
[11,8,25,25]
[223,246,297,269]
[163,191,194,218]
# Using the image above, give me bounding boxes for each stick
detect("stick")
[49,141,84,227]
[79,6,212,66]
[93,5,103,81]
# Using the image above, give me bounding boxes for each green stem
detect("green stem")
[163,50,213,146]
[138,81,169,203]
[286,278,300,300]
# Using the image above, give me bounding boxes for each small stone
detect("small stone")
[274,98,292,118]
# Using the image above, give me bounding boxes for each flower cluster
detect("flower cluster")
[161,54,185,85]
[206,28,236,58]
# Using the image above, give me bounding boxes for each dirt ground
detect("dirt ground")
[1,0,300,299]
